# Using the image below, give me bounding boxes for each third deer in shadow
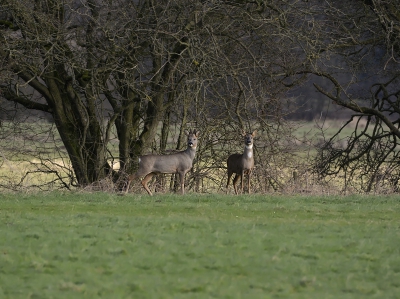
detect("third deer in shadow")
[226,131,256,194]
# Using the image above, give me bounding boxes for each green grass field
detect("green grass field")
[1,193,399,298]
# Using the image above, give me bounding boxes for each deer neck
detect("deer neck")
[244,144,253,159]
[184,146,197,159]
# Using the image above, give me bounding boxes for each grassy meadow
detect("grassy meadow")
[1,192,399,298]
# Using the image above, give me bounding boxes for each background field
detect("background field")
[1,192,399,298]
[0,119,365,193]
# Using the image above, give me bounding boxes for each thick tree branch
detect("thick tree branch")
[1,87,51,113]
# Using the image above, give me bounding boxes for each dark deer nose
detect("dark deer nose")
[188,142,193,147]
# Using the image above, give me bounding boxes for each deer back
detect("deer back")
[136,129,200,176]
[138,150,194,175]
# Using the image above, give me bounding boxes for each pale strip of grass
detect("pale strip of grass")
[0,193,399,298]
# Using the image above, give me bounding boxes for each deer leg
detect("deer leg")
[141,173,155,196]
[240,170,245,193]
[125,173,138,194]
[232,174,240,195]
[178,172,185,195]
[247,170,252,194]
[226,171,233,193]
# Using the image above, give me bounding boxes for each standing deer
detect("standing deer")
[226,131,256,194]
[125,129,200,196]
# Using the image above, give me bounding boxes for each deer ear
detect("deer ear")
[184,130,190,136]
[194,130,200,137]
[241,130,246,136]
[252,130,257,136]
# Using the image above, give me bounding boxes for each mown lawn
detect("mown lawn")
[0,192,399,298]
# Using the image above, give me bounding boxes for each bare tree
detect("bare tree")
[286,0,400,192]
[0,0,306,192]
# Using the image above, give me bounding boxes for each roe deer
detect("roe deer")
[125,129,200,195]
[226,131,256,194]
